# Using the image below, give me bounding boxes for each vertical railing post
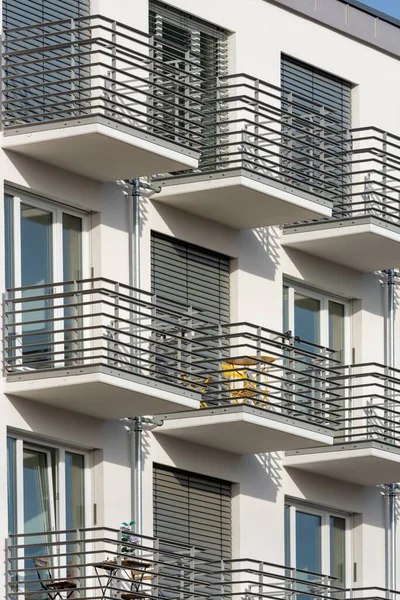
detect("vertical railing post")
[258,561,264,600]
[70,19,76,117]
[189,546,196,600]
[153,538,160,600]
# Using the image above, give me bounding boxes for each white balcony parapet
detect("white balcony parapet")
[283,127,400,271]
[153,73,341,228]
[285,362,400,484]
[1,15,204,180]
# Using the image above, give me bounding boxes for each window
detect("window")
[151,232,230,323]
[281,56,352,203]
[285,502,349,588]
[149,1,228,161]
[7,434,88,537]
[5,191,87,289]
[283,282,350,362]
[5,192,88,368]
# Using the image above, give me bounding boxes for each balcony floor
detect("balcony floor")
[157,405,334,455]
[284,441,400,485]
[2,117,199,182]
[4,364,200,419]
[154,170,332,229]
[283,217,400,272]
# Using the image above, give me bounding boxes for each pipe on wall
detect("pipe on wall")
[385,269,397,593]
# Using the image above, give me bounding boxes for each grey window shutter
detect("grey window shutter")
[153,464,232,561]
[281,55,352,202]
[149,1,228,168]
[3,0,91,127]
[281,55,352,129]
[151,232,231,323]
[3,0,90,28]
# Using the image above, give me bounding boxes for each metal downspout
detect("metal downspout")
[133,417,143,536]
[126,179,161,534]
[386,269,397,594]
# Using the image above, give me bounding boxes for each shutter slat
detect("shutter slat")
[151,232,230,323]
[154,464,232,561]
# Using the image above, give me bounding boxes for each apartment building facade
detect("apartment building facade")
[2,0,400,598]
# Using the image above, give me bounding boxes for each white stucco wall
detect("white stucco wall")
[0,1,399,599]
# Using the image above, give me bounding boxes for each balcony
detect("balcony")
[7,527,343,600]
[3,278,207,418]
[283,128,400,272]
[158,324,341,454]
[1,16,203,181]
[285,363,400,485]
[153,73,336,229]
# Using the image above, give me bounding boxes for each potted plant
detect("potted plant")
[120,521,140,556]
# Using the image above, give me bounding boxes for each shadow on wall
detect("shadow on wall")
[234,226,281,281]
[5,151,102,209]
[153,428,283,503]
[5,394,105,448]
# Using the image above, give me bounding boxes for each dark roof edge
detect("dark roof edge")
[266,0,400,60]
[342,0,400,28]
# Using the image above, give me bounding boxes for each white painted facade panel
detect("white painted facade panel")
[0,1,399,599]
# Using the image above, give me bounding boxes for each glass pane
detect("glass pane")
[7,437,17,535]
[284,505,290,567]
[330,516,346,587]
[283,286,289,333]
[296,511,321,576]
[294,294,320,348]
[23,447,54,597]
[63,214,82,281]
[23,448,52,536]
[21,204,52,288]
[329,301,345,363]
[65,452,85,529]
[63,214,83,364]
[5,196,14,290]
[21,205,53,367]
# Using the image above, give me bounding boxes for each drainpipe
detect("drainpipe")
[388,269,396,370]
[123,417,163,536]
[125,179,162,534]
[127,178,141,289]
[133,417,143,536]
[385,269,397,593]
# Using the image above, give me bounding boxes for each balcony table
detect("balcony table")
[221,355,276,405]
[92,558,152,598]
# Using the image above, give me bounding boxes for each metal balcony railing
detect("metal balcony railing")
[154,72,350,205]
[6,526,342,600]
[328,363,400,448]
[3,278,215,394]
[192,324,342,431]
[4,279,343,431]
[285,127,400,231]
[1,15,205,153]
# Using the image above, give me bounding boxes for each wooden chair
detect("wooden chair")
[121,570,156,600]
[221,356,275,406]
[33,558,77,600]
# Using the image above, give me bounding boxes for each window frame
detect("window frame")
[285,500,352,588]
[283,280,351,363]
[5,188,90,289]
[7,432,92,536]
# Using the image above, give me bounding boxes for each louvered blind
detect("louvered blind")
[153,464,232,561]
[3,0,90,28]
[151,233,230,323]
[281,55,352,201]
[149,0,228,76]
[281,55,352,128]
[3,0,90,126]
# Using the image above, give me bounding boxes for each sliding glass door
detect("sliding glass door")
[7,436,87,538]
[5,193,85,369]
[285,503,349,590]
